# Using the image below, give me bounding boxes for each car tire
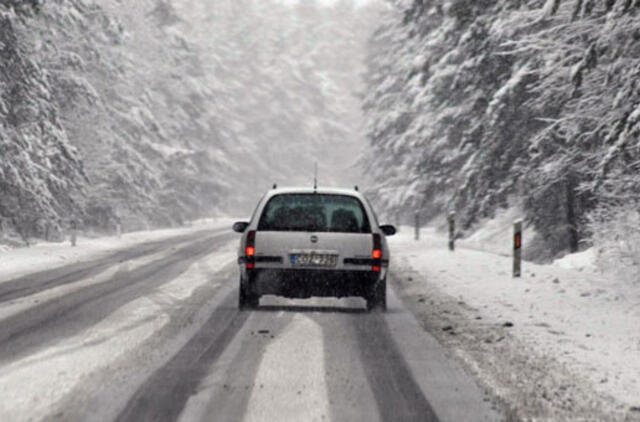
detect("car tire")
[366,278,387,312]
[238,282,259,309]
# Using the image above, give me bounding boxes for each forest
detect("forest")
[0,0,378,244]
[363,0,640,263]
[3,0,640,269]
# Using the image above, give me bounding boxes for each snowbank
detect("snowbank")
[458,206,533,257]
[389,226,640,410]
[553,248,597,271]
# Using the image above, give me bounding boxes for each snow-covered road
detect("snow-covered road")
[4,221,636,421]
[0,226,500,422]
[0,227,237,421]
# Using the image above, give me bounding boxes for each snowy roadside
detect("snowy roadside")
[0,217,235,282]
[389,227,640,421]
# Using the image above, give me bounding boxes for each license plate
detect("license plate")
[290,252,338,267]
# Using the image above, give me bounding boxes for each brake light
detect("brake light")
[245,230,256,269]
[372,233,382,272]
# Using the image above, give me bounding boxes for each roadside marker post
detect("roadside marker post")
[414,212,420,241]
[115,208,122,239]
[513,219,522,277]
[70,218,77,247]
[448,212,455,251]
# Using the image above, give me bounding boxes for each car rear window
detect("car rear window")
[258,194,371,233]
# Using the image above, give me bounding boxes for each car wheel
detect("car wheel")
[366,278,387,312]
[238,282,259,309]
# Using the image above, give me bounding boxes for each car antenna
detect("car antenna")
[354,185,359,191]
[272,183,277,189]
[313,162,318,190]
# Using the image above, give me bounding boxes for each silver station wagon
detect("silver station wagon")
[232,186,396,311]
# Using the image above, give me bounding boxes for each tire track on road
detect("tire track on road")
[115,290,249,422]
[0,232,233,363]
[0,228,227,304]
[351,310,439,422]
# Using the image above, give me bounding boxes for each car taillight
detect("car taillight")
[372,233,382,272]
[246,230,256,269]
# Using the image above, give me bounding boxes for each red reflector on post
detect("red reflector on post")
[246,246,255,257]
[514,233,521,249]
[372,249,382,259]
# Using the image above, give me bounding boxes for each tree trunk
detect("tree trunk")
[566,179,579,253]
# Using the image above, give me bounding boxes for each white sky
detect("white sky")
[280,0,375,6]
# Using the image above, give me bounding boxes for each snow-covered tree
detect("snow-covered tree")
[1,0,381,243]
[363,0,640,260]
[0,2,86,244]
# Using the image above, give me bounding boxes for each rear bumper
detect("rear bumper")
[242,268,383,299]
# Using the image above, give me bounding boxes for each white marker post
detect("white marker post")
[448,212,455,251]
[414,212,420,241]
[70,228,77,247]
[513,219,522,277]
